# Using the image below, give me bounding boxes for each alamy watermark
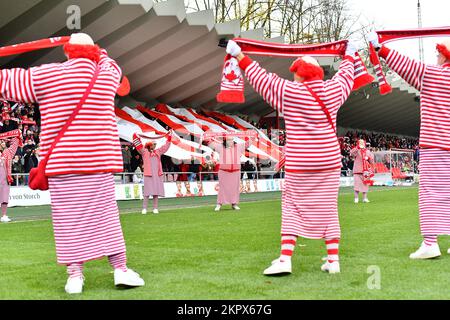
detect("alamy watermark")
[67,5,81,30]
[367,265,381,290]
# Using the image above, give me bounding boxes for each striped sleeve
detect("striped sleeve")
[132,133,143,152]
[4,137,19,159]
[0,68,37,103]
[156,138,171,156]
[325,57,355,105]
[99,49,122,82]
[243,60,287,113]
[380,47,426,91]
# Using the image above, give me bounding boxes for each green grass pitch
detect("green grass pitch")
[0,186,449,300]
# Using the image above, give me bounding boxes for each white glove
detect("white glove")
[367,31,381,49]
[226,40,242,57]
[345,40,359,57]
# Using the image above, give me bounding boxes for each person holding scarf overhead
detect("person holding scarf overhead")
[0,130,22,223]
[368,33,450,260]
[207,134,254,212]
[132,131,173,215]
[0,33,144,294]
[225,39,358,275]
[351,139,374,203]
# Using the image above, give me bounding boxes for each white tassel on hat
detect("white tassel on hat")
[69,33,95,46]
[300,55,320,67]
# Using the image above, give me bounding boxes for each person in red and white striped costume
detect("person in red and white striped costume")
[132,131,172,215]
[0,131,21,223]
[351,139,374,203]
[369,33,450,259]
[0,33,144,294]
[225,40,357,275]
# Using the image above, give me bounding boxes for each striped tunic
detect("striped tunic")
[1,137,20,184]
[0,50,123,176]
[0,137,20,203]
[0,51,128,264]
[48,173,126,264]
[239,55,354,239]
[380,46,450,235]
[240,56,354,172]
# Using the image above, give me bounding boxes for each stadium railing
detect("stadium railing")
[113,171,286,184]
[11,170,352,186]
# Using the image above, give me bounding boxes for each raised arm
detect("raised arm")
[4,136,21,159]
[132,132,143,153]
[205,137,222,151]
[156,132,172,156]
[244,131,258,149]
[368,32,425,91]
[379,47,425,91]
[0,67,38,103]
[239,56,287,113]
[324,56,355,104]
[367,150,375,164]
[99,49,122,84]
[225,40,287,113]
[350,147,359,158]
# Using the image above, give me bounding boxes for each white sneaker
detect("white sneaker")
[354,198,359,204]
[1,216,11,223]
[232,205,240,210]
[263,258,292,275]
[215,205,221,212]
[65,276,84,294]
[152,209,159,214]
[409,242,441,260]
[448,248,450,254]
[114,268,145,287]
[363,198,370,203]
[321,261,340,274]
[141,209,147,215]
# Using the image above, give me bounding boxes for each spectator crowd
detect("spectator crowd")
[1,100,40,185]
[340,130,419,176]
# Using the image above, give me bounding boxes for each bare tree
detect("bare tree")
[175,0,366,45]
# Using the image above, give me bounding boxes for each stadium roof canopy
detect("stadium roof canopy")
[0,0,420,137]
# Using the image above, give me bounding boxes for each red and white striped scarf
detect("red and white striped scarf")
[217,38,374,104]
[370,27,450,95]
[0,129,21,142]
[360,148,374,186]
[0,37,129,96]
[0,37,70,57]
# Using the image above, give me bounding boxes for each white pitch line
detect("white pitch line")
[3,186,417,224]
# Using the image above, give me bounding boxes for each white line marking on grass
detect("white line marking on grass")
[4,186,418,224]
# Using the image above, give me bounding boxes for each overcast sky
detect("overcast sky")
[349,0,450,63]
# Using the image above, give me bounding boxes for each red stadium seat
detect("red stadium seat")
[392,167,408,179]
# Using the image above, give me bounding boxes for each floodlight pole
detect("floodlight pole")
[417,0,424,62]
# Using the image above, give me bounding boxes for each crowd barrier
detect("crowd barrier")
[8,171,418,207]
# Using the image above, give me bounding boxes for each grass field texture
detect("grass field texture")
[0,186,449,300]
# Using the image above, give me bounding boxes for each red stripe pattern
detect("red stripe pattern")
[0,50,123,176]
[280,235,297,258]
[381,47,450,236]
[48,173,126,264]
[382,48,450,150]
[418,148,450,235]
[1,137,20,183]
[243,57,354,172]
[325,239,339,262]
[281,170,341,239]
